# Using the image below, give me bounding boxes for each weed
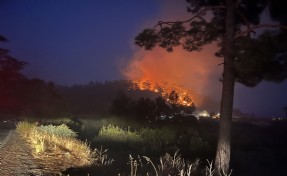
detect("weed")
[16,121,112,169]
[92,146,114,165]
[126,150,200,176]
[97,124,142,143]
[205,160,233,176]
[38,124,77,138]
[16,121,37,137]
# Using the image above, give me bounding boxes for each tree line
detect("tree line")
[0,48,198,121]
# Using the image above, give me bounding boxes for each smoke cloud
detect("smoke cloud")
[123,1,223,112]
[123,45,222,110]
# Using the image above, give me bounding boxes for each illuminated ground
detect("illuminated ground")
[0,128,80,175]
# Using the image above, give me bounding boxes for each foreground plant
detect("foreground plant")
[125,150,199,176]
[97,124,142,143]
[16,121,113,172]
[92,146,114,166]
[125,151,232,176]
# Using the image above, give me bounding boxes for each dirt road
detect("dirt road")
[0,121,16,147]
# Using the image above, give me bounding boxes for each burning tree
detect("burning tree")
[131,80,197,107]
[135,0,287,174]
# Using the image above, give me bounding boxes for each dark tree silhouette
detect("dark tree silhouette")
[168,90,179,105]
[0,48,27,83]
[155,96,171,117]
[134,97,156,119]
[0,39,27,115]
[284,106,287,117]
[110,92,132,116]
[0,37,65,118]
[134,0,287,173]
[18,79,66,118]
[235,31,287,86]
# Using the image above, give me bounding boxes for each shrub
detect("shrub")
[127,152,233,176]
[16,121,98,167]
[139,127,176,146]
[38,124,77,138]
[16,121,37,137]
[97,124,142,143]
[126,150,200,176]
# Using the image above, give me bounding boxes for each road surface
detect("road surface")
[0,121,16,147]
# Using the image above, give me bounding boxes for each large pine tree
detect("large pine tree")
[135,0,287,174]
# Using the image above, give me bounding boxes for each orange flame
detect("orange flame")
[131,79,195,106]
[123,45,222,108]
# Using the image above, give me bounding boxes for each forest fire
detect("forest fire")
[123,46,222,109]
[130,79,196,107]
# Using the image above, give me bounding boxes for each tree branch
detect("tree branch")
[235,24,287,38]
[235,10,254,37]
[154,6,225,29]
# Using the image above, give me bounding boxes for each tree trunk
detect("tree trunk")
[215,0,236,174]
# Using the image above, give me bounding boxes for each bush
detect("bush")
[139,127,176,146]
[38,124,77,138]
[16,121,94,167]
[16,121,37,137]
[97,124,142,143]
[126,150,201,176]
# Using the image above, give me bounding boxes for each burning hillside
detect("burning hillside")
[123,46,222,110]
[130,80,197,107]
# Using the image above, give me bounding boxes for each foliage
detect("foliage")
[139,127,176,146]
[134,0,287,173]
[97,124,142,143]
[0,46,27,115]
[38,124,77,138]
[92,146,114,166]
[235,32,287,86]
[135,8,287,87]
[110,92,196,122]
[284,106,287,117]
[15,121,37,137]
[127,152,234,176]
[110,92,133,116]
[127,151,201,176]
[16,121,105,167]
[0,36,66,118]
[94,122,210,157]
[57,80,159,115]
[0,48,27,82]
[97,124,179,146]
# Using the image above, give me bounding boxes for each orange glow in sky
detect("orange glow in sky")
[123,44,223,109]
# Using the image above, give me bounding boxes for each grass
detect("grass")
[15,115,286,176]
[125,150,232,176]
[15,118,229,175]
[93,123,211,157]
[16,121,113,169]
[97,124,142,143]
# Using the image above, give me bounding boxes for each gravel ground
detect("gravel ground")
[0,130,46,175]
[0,130,92,176]
[0,121,16,143]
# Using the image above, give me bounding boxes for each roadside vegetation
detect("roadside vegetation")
[15,121,113,171]
[13,116,219,175]
[9,115,287,176]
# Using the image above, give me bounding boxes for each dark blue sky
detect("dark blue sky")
[0,0,160,84]
[0,0,286,118]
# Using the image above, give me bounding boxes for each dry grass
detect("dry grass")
[15,121,231,175]
[126,151,233,176]
[92,146,115,166]
[97,124,142,143]
[16,121,94,167]
[125,150,200,176]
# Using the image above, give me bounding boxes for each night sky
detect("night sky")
[1,0,286,118]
